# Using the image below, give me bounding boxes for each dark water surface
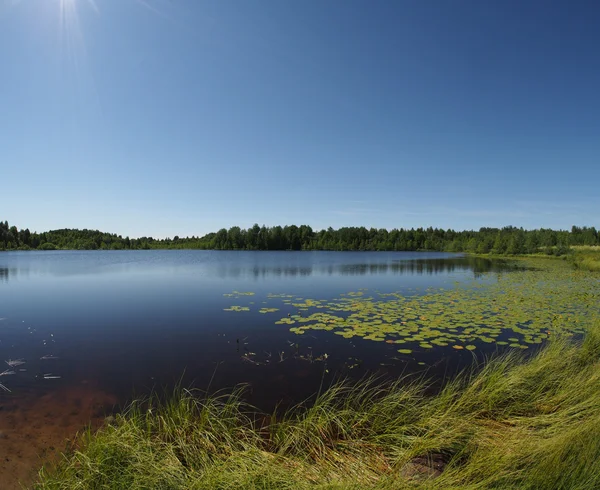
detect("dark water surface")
[0,251,512,410]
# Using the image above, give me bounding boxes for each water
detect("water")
[0,250,509,410]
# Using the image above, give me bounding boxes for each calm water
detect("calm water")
[0,251,510,410]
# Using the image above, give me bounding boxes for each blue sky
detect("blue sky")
[1,0,599,238]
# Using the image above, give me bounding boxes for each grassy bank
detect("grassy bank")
[569,246,600,272]
[36,319,600,489]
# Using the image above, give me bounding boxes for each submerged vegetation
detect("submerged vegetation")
[2,219,599,253]
[35,258,600,489]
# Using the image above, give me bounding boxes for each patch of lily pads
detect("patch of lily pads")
[262,259,600,351]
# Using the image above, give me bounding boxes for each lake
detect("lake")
[0,250,515,410]
[0,250,562,484]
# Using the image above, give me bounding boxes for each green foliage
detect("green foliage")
[569,247,600,272]
[2,220,599,253]
[38,242,57,250]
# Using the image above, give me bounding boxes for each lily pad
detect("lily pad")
[224,306,250,312]
[259,308,280,314]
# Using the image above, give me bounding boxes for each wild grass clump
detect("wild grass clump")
[35,320,600,490]
[569,247,600,271]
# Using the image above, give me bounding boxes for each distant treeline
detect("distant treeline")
[2,220,599,255]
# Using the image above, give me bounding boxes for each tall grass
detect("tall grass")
[569,247,600,272]
[35,322,600,490]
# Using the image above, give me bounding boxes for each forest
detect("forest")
[2,220,599,254]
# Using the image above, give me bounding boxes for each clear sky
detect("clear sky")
[1,0,599,238]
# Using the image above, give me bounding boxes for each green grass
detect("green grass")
[35,319,600,490]
[480,246,600,272]
[569,247,600,272]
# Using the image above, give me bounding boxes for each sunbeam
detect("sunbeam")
[2,0,175,124]
[134,0,170,19]
[55,0,105,132]
[86,0,99,14]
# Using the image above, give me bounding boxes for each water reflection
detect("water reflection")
[0,255,516,282]
[217,265,314,278]
[0,251,522,283]
[215,257,512,279]
[0,267,10,282]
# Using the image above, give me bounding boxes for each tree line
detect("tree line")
[2,221,599,255]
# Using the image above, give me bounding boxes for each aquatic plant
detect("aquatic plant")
[259,308,280,314]
[269,259,598,352]
[224,291,256,298]
[223,306,250,312]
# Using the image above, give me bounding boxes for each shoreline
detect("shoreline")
[34,325,600,489]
